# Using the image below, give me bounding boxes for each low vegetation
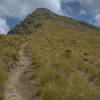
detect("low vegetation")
[24,24,100,99]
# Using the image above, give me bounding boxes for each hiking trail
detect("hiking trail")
[4,42,31,100]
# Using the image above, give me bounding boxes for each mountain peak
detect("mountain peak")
[34,8,52,12]
[8,8,56,34]
[32,8,55,16]
[8,8,100,34]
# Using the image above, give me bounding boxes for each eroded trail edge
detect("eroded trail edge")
[4,42,30,100]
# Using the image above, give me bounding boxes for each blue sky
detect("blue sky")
[0,0,100,34]
[61,2,95,23]
[7,18,20,29]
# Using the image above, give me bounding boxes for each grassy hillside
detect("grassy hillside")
[1,8,100,100]
[23,23,100,100]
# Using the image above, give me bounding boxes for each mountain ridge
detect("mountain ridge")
[8,8,100,34]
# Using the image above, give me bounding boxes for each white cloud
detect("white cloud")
[81,0,100,12]
[0,18,9,34]
[1,0,100,20]
[0,0,61,19]
[96,14,100,22]
[95,14,100,25]
[62,0,100,13]
[80,10,86,15]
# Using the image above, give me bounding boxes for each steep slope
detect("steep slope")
[0,8,100,100]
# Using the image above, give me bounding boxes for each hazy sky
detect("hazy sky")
[0,0,100,34]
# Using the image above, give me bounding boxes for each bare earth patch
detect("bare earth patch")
[4,42,31,100]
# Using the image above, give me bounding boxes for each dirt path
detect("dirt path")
[4,42,30,100]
